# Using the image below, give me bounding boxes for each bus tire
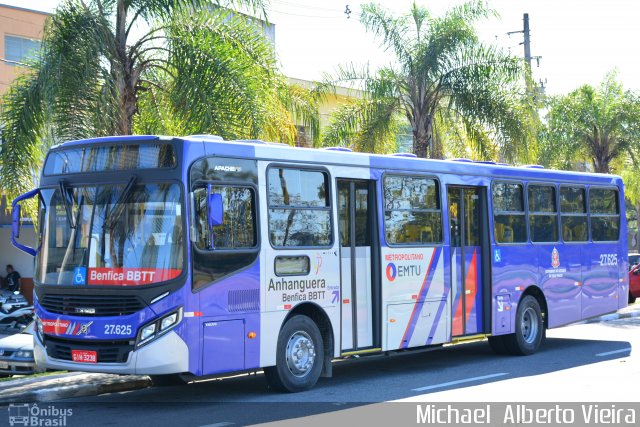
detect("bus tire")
[264,315,324,392]
[487,335,509,355]
[504,295,544,356]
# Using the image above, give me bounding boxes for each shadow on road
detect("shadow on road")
[52,334,632,426]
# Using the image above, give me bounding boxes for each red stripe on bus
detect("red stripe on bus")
[465,249,478,322]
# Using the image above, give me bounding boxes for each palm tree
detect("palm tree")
[543,71,640,174]
[322,1,534,160]
[0,0,319,199]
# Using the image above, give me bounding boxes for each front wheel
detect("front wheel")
[264,315,324,392]
[504,295,545,356]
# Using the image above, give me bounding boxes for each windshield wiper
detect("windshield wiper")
[103,175,137,231]
[58,180,76,229]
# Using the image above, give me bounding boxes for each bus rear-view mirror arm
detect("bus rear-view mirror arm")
[11,188,40,257]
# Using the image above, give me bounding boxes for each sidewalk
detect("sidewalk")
[581,300,640,324]
[1,303,639,404]
[0,372,151,404]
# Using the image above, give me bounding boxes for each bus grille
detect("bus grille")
[40,294,145,317]
[44,336,134,363]
[228,289,260,312]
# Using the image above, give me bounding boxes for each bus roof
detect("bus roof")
[53,135,622,186]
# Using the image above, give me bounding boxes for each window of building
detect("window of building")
[493,182,527,243]
[528,184,558,243]
[383,175,442,245]
[267,167,331,247]
[589,188,619,241]
[560,186,588,242]
[5,35,41,65]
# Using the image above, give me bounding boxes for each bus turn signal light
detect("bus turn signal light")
[248,332,257,339]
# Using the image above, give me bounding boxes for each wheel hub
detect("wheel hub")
[521,306,539,344]
[285,331,316,377]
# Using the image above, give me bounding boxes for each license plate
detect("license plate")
[71,350,97,363]
[0,361,8,369]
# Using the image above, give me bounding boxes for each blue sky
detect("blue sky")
[4,0,640,95]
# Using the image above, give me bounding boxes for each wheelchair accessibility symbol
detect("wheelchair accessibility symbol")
[494,249,502,263]
[73,267,87,285]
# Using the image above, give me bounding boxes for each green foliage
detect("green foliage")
[543,71,640,174]
[1,0,318,206]
[322,0,534,160]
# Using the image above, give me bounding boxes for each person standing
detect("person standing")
[5,264,21,292]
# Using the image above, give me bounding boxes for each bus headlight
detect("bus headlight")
[139,324,156,343]
[160,313,178,331]
[136,308,183,348]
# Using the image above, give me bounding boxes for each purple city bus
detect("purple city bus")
[11,135,628,391]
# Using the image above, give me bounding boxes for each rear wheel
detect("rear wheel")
[264,315,324,392]
[504,295,545,355]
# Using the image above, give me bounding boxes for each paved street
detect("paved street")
[10,309,635,426]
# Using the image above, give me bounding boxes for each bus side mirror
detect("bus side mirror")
[207,186,223,228]
[12,204,21,239]
[11,188,40,257]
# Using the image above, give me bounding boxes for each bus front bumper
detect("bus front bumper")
[34,331,189,375]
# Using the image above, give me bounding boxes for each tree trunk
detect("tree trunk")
[592,157,610,174]
[413,130,429,158]
[412,114,440,158]
[114,0,136,135]
[430,125,443,159]
[591,127,610,174]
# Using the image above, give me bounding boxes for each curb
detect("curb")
[0,375,151,404]
[581,304,640,324]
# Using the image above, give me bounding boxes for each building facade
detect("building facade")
[0,4,48,94]
[0,5,47,277]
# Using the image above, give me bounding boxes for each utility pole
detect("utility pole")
[523,13,531,69]
[508,13,544,96]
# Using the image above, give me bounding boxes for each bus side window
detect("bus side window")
[191,186,258,289]
[528,184,558,243]
[492,182,526,244]
[560,186,588,242]
[383,175,442,246]
[589,188,620,242]
[267,167,332,248]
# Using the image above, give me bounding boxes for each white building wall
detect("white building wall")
[0,226,36,278]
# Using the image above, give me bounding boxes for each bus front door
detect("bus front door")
[448,186,489,337]
[338,180,377,351]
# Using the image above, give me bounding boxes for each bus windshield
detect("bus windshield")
[36,182,183,286]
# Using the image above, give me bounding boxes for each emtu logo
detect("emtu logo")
[386,263,397,282]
